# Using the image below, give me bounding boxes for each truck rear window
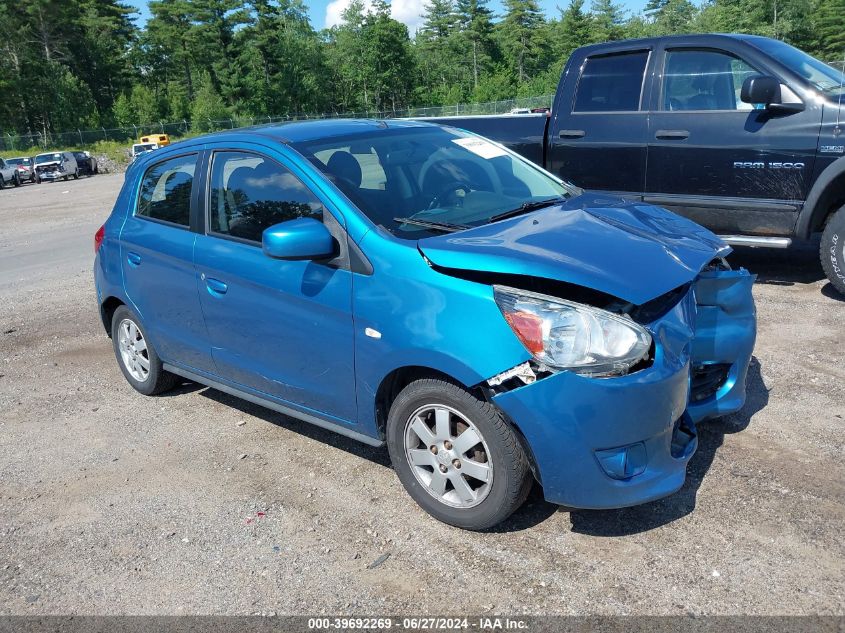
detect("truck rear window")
[573,51,649,113]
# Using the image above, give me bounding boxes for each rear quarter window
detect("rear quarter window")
[136,154,197,227]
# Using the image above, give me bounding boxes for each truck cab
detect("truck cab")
[549,35,836,241]
[431,34,845,295]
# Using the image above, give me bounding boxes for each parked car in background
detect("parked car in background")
[4,157,39,184]
[73,151,98,176]
[35,151,79,182]
[0,158,22,188]
[94,119,756,530]
[427,34,845,295]
[131,143,158,162]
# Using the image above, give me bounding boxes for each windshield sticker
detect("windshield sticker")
[452,137,507,159]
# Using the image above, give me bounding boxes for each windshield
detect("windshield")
[292,126,574,238]
[6,158,27,166]
[35,153,62,164]
[748,38,845,97]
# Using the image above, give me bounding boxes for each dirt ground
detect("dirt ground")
[0,174,842,615]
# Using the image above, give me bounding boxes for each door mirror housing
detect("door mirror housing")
[741,75,780,106]
[262,217,336,261]
[741,75,805,113]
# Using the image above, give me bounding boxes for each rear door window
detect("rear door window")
[136,154,197,227]
[573,51,649,112]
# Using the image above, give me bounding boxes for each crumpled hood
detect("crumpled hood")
[418,192,730,305]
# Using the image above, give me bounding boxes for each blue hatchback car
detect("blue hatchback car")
[94,119,756,529]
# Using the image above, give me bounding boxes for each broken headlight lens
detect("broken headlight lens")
[493,285,652,377]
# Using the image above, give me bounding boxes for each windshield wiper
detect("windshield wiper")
[393,217,470,233]
[488,197,565,223]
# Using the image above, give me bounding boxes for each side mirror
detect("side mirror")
[262,217,335,261]
[741,75,781,107]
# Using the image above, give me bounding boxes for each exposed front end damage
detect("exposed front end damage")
[485,266,756,509]
[36,161,65,181]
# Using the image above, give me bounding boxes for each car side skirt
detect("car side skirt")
[162,363,385,448]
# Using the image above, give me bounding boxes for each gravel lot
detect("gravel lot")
[0,174,843,616]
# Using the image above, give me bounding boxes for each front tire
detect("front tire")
[386,378,532,530]
[0,175,5,189]
[820,205,845,297]
[12,174,20,187]
[111,306,179,396]
[72,169,79,180]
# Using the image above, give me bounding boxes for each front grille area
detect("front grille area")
[690,363,731,402]
[628,283,691,324]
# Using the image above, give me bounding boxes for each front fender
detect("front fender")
[352,232,530,437]
[796,155,845,238]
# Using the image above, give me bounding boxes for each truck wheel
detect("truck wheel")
[386,378,532,530]
[12,174,20,187]
[821,205,845,296]
[72,169,79,180]
[0,175,5,189]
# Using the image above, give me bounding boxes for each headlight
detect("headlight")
[493,285,652,377]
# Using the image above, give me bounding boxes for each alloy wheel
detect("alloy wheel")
[404,404,493,508]
[117,318,150,382]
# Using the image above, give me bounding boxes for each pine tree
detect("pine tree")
[556,0,593,62]
[455,0,496,91]
[498,0,549,84]
[812,0,845,60]
[191,72,230,131]
[591,0,626,41]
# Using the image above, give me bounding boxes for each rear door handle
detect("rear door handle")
[559,129,586,139]
[205,277,228,295]
[126,252,141,266]
[655,129,690,140]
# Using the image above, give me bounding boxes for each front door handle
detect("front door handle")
[205,278,228,295]
[126,252,141,266]
[655,129,690,140]
[559,129,586,139]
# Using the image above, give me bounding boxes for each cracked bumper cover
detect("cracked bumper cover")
[491,269,756,509]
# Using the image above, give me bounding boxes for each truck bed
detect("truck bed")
[419,114,549,167]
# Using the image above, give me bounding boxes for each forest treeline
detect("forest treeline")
[0,0,843,136]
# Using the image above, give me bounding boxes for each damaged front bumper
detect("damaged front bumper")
[491,268,756,509]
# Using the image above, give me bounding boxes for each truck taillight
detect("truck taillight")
[94,225,105,253]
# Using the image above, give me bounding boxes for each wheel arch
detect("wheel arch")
[374,366,476,440]
[797,157,845,238]
[372,364,541,484]
[99,296,125,337]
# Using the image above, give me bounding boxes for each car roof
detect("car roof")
[164,118,440,151]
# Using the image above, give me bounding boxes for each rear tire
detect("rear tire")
[820,205,845,297]
[386,378,532,530]
[0,176,5,189]
[111,305,179,396]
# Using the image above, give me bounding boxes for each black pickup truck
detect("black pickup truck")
[429,34,845,295]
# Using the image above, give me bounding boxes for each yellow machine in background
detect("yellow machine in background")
[139,133,170,147]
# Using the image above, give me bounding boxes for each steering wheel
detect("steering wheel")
[428,181,472,210]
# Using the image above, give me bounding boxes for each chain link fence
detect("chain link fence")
[0,95,554,153]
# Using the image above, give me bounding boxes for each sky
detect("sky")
[124,0,651,33]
